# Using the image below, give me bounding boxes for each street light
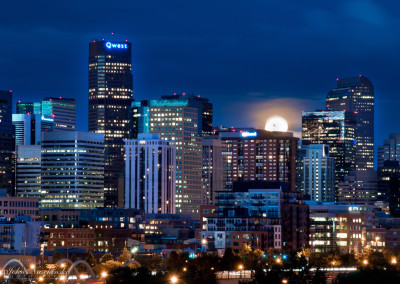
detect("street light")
[238,264,244,278]
[101,271,108,284]
[276,258,282,264]
[282,279,288,284]
[201,239,207,245]
[170,275,179,283]
[183,267,187,272]
[38,276,44,282]
[30,263,36,270]
[363,259,368,265]
[0,270,3,277]
[60,262,66,268]
[60,275,66,281]
[391,257,397,265]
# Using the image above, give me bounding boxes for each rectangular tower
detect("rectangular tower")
[41,97,76,131]
[133,98,202,218]
[302,110,356,186]
[89,40,133,207]
[15,145,42,199]
[41,131,105,209]
[0,90,14,194]
[124,133,176,214]
[326,75,374,172]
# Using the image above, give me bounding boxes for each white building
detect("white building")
[124,133,176,214]
[12,114,54,146]
[40,131,105,209]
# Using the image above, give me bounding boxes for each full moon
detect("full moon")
[265,116,289,132]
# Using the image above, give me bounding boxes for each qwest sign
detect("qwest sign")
[106,42,128,49]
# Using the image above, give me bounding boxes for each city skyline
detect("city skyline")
[0,1,398,147]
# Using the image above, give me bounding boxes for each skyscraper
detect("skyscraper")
[89,40,133,207]
[326,75,374,172]
[124,133,176,214]
[377,133,400,169]
[12,114,54,146]
[296,144,335,202]
[0,90,14,194]
[16,101,34,114]
[41,131,105,209]
[132,98,203,217]
[41,97,76,131]
[302,110,356,186]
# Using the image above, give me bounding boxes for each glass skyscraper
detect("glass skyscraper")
[0,90,14,194]
[302,110,356,187]
[88,40,133,207]
[326,75,374,172]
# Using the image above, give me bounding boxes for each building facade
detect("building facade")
[302,110,356,186]
[88,40,133,207]
[40,131,105,209]
[0,90,14,194]
[0,196,39,220]
[202,137,225,205]
[12,114,54,146]
[124,133,176,214]
[337,171,378,205]
[296,144,335,202]
[15,145,42,199]
[41,97,76,131]
[132,99,203,218]
[326,75,374,172]
[218,128,298,191]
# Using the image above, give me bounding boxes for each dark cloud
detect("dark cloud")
[0,0,399,149]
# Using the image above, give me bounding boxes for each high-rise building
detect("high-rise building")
[378,161,400,216]
[40,131,105,209]
[15,145,41,199]
[159,94,213,137]
[16,101,34,114]
[202,137,225,205]
[217,128,298,191]
[326,75,374,172]
[124,133,176,214]
[296,144,335,202]
[89,40,133,207]
[337,170,378,205]
[41,97,76,131]
[377,133,400,169]
[0,90,14,194]
[132,98,203,217]
[12,114,54,146]
[302,110,356,186]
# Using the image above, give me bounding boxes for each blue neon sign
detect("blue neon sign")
[241,131,257,138]
[105,42,128,49]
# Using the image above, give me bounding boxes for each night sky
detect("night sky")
[1,1,399,147]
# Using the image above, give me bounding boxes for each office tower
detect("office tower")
[160,93,213,137]
[41,97,76,131]
[0,90,14,194]
[337,170,378,205]
[15,145,41,199]
[217,128,298,191]
[12,114,54,146]
[202,137,225,205]
[302,110,356,186]
[88,40,133,207]
[16,101,34,114]
[124,133,176,214]
[326,75,374,172]
[41,131,105,209]
[377,133,400,169]
[378,161,400,216]
[296,144,335,202]
[133,99,202,217]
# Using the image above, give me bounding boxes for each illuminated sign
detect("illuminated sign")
[106,42,128,49]
[41,115,54,122]
[241,131,257,138]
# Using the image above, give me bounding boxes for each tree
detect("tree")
[238,244,264,273]
[220,247,240,271]
[100,252,114,263]
[104,260,123,271]
[145,254,164,271]
[165,251,184,272]
[85,251,96,267]
[118,248,131,264]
